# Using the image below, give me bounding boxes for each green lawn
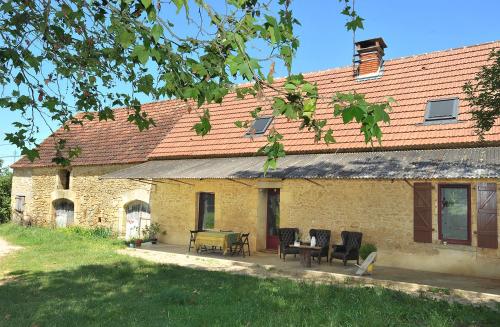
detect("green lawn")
[0,224,498,327]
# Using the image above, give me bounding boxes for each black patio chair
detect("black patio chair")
[309,229,331,264]
[278,228,299,261]
[230,233,250,257]
[330,231,363,266]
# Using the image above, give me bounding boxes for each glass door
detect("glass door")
[266,189,280,250]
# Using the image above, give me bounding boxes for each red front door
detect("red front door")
[266,189,280,250]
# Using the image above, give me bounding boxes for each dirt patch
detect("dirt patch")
[0,237,23,284]
[0,238,22,260]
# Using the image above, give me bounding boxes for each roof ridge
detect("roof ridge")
[384,40,499,64]
[298,40,500,78]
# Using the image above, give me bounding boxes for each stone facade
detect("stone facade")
[11,169,500,279]
[11,165,151,234]
[151,178,500,279]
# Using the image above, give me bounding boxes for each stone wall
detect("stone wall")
[11,165,151,234]
[10,168,33,224]
[152,178,500,279]
[151,179,260,249]
[280,179,500,279]
[11,168,500,278]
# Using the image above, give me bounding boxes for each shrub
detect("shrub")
[359,243,377,260]
[142,222,161,240]
[0,162,12,224]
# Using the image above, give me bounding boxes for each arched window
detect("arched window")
[125,201,151,240]
[54,199,74,227]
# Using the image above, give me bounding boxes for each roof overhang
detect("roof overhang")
[100,147,500,181]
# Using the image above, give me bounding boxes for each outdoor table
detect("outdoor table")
[195,231,240,255]
[289,244,322,267]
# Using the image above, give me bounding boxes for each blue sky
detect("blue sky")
[1,0,499,167]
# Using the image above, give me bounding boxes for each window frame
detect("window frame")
[423,98,459,125]
[15,195,25,213]
[197,192,215,230]
[245,116,273,137]
[437,184,472,245]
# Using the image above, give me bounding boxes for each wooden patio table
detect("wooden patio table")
[195,231,240,255]
[289,244,322,268]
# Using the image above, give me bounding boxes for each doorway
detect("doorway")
[125,201,151,240]
[266,189,280,250]
[54,199,74,228]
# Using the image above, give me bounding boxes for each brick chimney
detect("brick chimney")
[354,37,387,77]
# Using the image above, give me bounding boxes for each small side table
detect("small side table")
[289,244,322,267]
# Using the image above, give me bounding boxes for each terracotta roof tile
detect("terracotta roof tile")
[148,41,500,159]
[11,100,185,168]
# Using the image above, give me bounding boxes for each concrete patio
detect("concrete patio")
[119,243,500,309]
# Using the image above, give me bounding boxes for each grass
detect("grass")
[0,223,499,327]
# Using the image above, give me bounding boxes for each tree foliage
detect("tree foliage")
[463,49,500,138]
[0,161,12,223]
[0,0,393,171]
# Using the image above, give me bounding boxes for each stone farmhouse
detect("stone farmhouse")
[10,39,500,279]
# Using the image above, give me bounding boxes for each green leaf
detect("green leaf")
[284,83,296,92]
[118,29,135,48]
[303,98,317,113]
[324,129,335,144]
[151,24,163,43]
[238,62,253,80]
[234,120,248,128]
[132,45,149,65]
[192,109,211,136]
[141,0,152,9]
[137,74,154,94]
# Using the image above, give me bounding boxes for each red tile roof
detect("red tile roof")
[149,41,500,159]
[12,41,500,168]
[11,101,184,168]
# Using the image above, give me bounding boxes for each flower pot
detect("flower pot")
[135,239,142,247]
[129,243,135,248]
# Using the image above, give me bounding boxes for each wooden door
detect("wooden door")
[55,200,74,228]
[477,183,498,249]
[413,183,432,243]
[266,189,280,250]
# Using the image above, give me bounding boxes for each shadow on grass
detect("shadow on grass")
[1,261,499,327]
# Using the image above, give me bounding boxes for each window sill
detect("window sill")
[433,241,474,252]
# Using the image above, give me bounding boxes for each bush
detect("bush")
[0,162,12,224]
[359,243,377,260]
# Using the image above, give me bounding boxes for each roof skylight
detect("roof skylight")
[424,98,459,124]
[246,117,273,136]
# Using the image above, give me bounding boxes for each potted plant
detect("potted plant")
[143,223,161,244]
[128,238,136,248]
[135,238,143,248]
[359,243,377,273]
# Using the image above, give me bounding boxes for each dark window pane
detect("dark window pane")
[440,187,469,241]
[267,189,280,237]
[247,117,272,135]
[199,193,215,230]
[59,170,71,189]
[426,99,457,120]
